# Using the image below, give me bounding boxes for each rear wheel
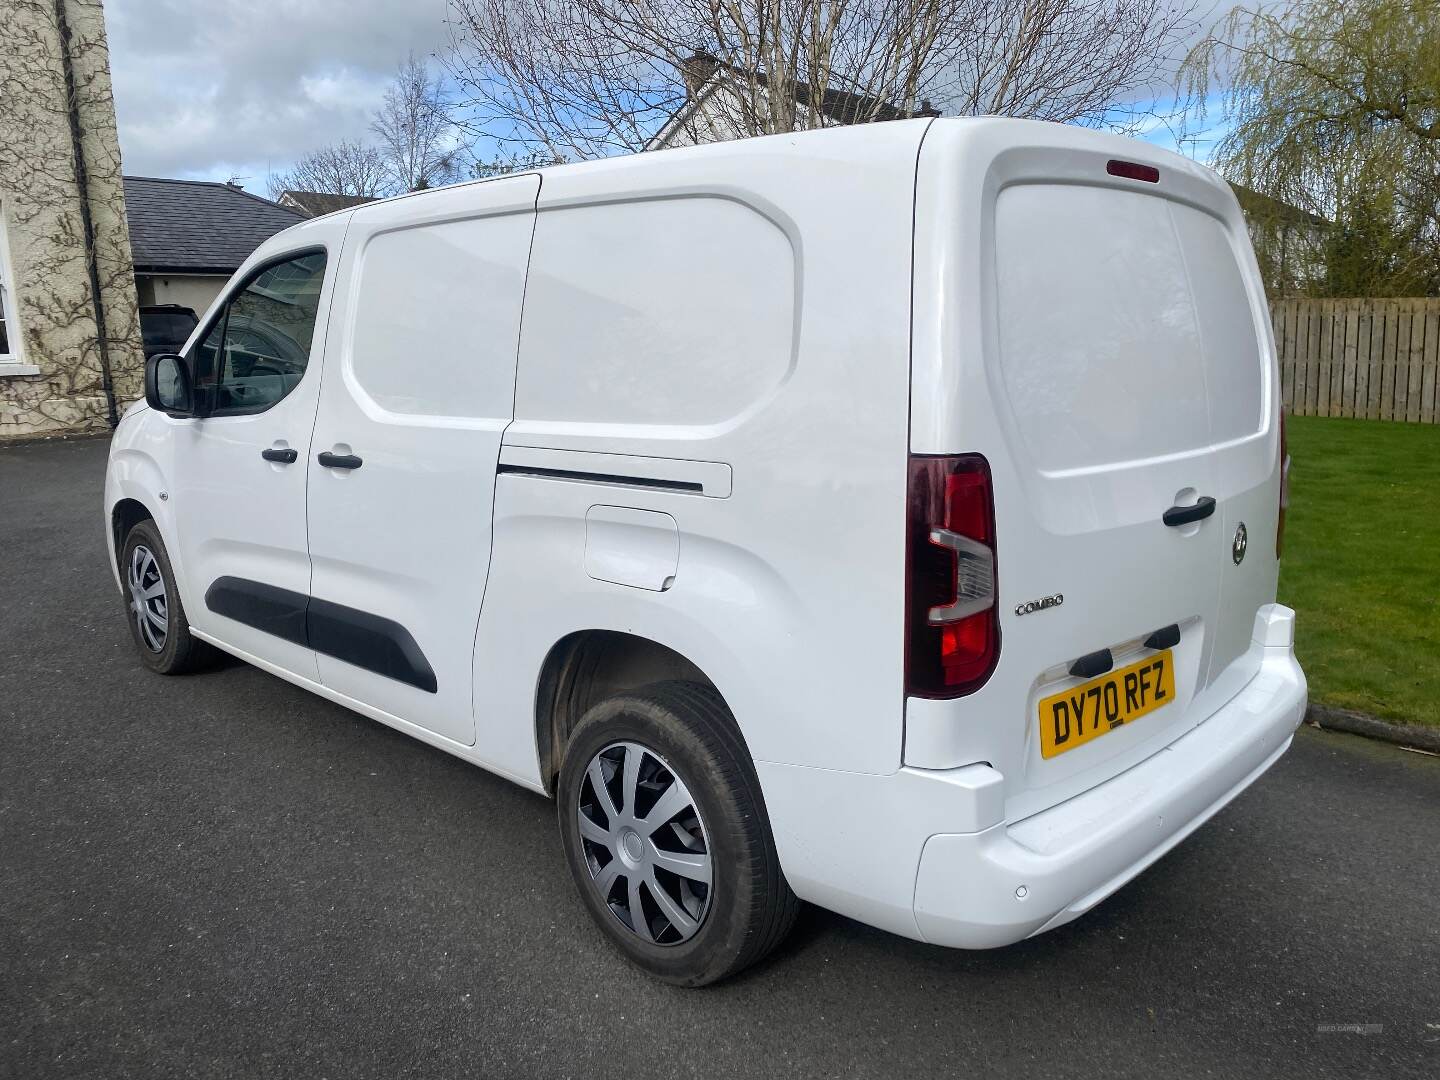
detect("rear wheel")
[120,520,213,675]
[556,681,799,986]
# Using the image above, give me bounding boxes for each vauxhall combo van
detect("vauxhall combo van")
[107,117,1306,986]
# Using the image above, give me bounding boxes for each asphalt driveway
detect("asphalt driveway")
[2,436,1436,1079]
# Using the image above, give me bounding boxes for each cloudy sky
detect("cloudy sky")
[108,0,455,188]
[106,0,1221,192]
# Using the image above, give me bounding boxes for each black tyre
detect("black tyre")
[556,680,800,986]
[119,519,214,675]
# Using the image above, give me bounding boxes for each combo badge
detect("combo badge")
[1015,593,1063,617]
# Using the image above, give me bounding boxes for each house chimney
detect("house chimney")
[679,51,720,99]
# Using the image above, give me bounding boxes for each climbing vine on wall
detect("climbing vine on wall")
[0,0,144,438]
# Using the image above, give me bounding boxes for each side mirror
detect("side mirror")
[144,353,194,417]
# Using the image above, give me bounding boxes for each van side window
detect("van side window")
[194,251,328,416]
[347,216,532,420]
[514,197,794,428]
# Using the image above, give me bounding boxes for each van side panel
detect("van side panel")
[470,122,930,783]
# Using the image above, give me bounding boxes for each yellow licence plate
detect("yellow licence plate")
[1038,649,1176,759]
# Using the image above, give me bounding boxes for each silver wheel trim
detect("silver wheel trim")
[577,740,713,946]
[127,544,168,652]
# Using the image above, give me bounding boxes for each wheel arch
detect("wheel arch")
[533,629,745,795]
[111,497,155,571]
[106,434,177,567]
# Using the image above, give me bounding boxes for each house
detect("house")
[1230,184,1328,242]
[647,53,939,151]
[124,177,305,317]
[0,0,144,439]
[276,190,377,218]
[1229,183,1329,295]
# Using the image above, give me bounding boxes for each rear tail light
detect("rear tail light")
[1277,411,1289,558]
[906,455,1000,698]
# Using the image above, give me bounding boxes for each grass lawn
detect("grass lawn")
[1279,416,1440,727]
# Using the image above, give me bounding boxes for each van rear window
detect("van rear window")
[993,184,1263,473]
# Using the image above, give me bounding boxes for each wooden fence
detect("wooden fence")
[1272,298,1440,423]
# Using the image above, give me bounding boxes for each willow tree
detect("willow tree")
[1182,0,1440,296]
[445,0,1196,162]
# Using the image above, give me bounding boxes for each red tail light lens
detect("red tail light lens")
[906,455,1000,698]
[1277,411,1289,558]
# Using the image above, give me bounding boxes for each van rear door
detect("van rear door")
[909,120,1278,819]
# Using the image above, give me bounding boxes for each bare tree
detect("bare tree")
[371,53,464,191]
[470,150,567,178]
[267,140,391,199]
[444,0,1197,161]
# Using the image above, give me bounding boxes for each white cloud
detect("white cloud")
[107,0,452,188]
[298,70,388,113]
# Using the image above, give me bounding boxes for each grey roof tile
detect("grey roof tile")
[123,176,306,273]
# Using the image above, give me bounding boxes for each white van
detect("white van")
[106,118,1306,986]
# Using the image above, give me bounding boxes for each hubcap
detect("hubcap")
[127,544,168,652]
[576,741,712,946]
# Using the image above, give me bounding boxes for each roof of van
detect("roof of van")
[338,118,1227,220]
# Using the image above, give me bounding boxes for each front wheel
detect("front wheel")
[119,519,214,675]
[556,681,799,986]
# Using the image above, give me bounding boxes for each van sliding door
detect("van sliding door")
[304,174,540,746]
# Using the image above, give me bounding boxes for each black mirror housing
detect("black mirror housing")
[144,353,194,417]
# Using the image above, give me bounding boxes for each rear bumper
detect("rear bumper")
[912,604,1306,947]
[756,604,1306,948]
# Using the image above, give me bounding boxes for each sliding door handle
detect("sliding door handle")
[1162,496,1216,527]
[261,447,298,464]
[317,451,363,470]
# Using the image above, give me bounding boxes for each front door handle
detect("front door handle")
[261,447,298,464]
[317,451,363,470]
[1162,495,1216,527]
